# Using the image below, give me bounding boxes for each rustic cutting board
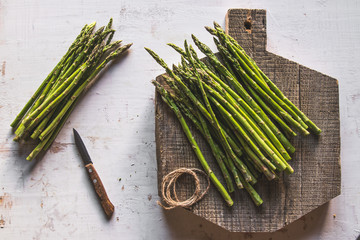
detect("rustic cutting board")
[155,9,340,232]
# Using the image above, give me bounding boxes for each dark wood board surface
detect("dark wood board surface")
[155,9,341,232]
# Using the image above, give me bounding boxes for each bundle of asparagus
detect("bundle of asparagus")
[11,19,132,161]
[146,22,321,206]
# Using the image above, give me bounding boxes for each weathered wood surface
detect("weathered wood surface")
[155,9,341,232]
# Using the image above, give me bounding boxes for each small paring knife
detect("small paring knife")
[73,128,114,218]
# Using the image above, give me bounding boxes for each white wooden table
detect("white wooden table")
[0,0,359,239]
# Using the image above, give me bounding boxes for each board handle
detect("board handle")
[226,9,267,53]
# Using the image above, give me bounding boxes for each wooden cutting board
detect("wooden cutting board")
[155,9,341,232]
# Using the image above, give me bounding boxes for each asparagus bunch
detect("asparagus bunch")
[11,19,132,161]
[146,22,320,206]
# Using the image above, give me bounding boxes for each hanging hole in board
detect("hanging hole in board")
[244,19,252,32]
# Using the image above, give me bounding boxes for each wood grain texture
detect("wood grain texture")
[85,163,115,218]
[155,9,341,232]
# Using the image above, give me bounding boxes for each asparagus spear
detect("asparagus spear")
[148,21,322,205]
[216,42,310,136]
[204,79,288,170]
[176,100,235,192]
[237,169,263,206]
[212,24,321,134]
[185,44,296,154]
[216,30,308,130]
[207,25,264,81]
[39,44,132,141]
[200,68,292,160]
[179,68,288,169]
[176,58,291,172]
[10,25,89,129]
[193,34,297,139]
[175,53,293,175]
[12,20,132,161]
[162,75,244,189]
[184,40,253,183]
[145,47,253,183]
[244,80,297,138]
[153,80,234,207]
[257,68,322,134]
[219,114,278,180]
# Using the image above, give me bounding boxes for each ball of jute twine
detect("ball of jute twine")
[157,168,210,210]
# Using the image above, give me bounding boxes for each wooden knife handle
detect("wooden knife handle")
[85,163,114,218]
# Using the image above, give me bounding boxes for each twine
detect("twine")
[157,168,210,210]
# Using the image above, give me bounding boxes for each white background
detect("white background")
[0,0,359,239]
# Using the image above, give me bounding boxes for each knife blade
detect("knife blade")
[73,128,114,218]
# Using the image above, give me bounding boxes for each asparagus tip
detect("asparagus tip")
[213,21,221,28]
[191,34,202,45]
[204,26,216,35]
[88,21,96,28]
[184,39,188,49]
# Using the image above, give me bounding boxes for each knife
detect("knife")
[73,128,114,218]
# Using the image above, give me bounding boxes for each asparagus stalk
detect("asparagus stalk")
[178,66,289,171]
[209,95,288,172]
[199,68,291,161]
[181,68,288,169]
[148,21,322,205]
[23,65,88,131]
[22,40,108,132]
[186,44,295,154]
[237,170,263,206]
[164,76,243,189]
[242,154,260,179]
[145,47,253,183]
[204,80,288,170]
[204,55,296,152]
[26,131,52,161]
[175,57,293,176]
[10,64,62,128]
[49,26,105,93]
[27,96,80,161]
[12,19,132,161]
[103,40,122,52]
[38,45,132,149]
[212,24,321,134]
[30,106,58,139]
[214,24,321,134]
[32,23,95,108]
[193,34,295,138]
[173,51,243,157]
[153,80,234,207]
[216,30,308,130]
[184,41,253,183]
[10,25,88,129]
[244,80,297,138]
[219,115,277,180]
[216,43,310,136]
[39,44,132,141]
[257,69,322,134]
[175,99,235,192]
[207,25,264,81]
